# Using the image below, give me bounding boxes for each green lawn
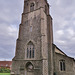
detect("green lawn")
[0,73,10,75]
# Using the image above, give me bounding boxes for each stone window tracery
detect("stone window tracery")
[59,60,65,71]
[27,41,34,58]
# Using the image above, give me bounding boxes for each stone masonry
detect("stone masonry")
[11,0,75,75]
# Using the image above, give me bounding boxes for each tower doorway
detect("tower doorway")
[25,62,34,75]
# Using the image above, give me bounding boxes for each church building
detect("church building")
[11,0,75,75]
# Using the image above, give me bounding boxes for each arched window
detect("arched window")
[30,3,34,12]
[59,60,65,71]
[26,62,34,71]
[27,41,34,58]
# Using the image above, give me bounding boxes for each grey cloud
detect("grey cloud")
[0,22,18,59]
[0,0,24,60]
[48,0,75,58]
[0,0,23,24]
[0,0,75,60]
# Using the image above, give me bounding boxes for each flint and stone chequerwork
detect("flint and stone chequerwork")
[11,0,75,75]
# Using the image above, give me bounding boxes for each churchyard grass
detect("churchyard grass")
[0,73,10,75]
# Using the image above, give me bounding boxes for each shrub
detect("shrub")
[0,67,10,73]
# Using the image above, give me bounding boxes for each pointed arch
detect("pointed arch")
[27,41,34,45]
[27,41,35,58]
[30,3,35,12]
[26,62,34,71]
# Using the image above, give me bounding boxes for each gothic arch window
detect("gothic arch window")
[26,62,34,71]
[59,60,65,71]
[27,41,34,58]
[30,3,35,12]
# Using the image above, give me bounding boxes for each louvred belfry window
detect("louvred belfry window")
[30,3,34,12]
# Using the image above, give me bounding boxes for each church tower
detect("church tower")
[11,0,54,75]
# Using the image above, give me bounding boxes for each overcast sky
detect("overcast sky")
[0,0,75,61]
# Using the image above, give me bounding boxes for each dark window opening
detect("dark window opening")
[27,48,29,58]
[30,3,34,12]
[59,60,65,71]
